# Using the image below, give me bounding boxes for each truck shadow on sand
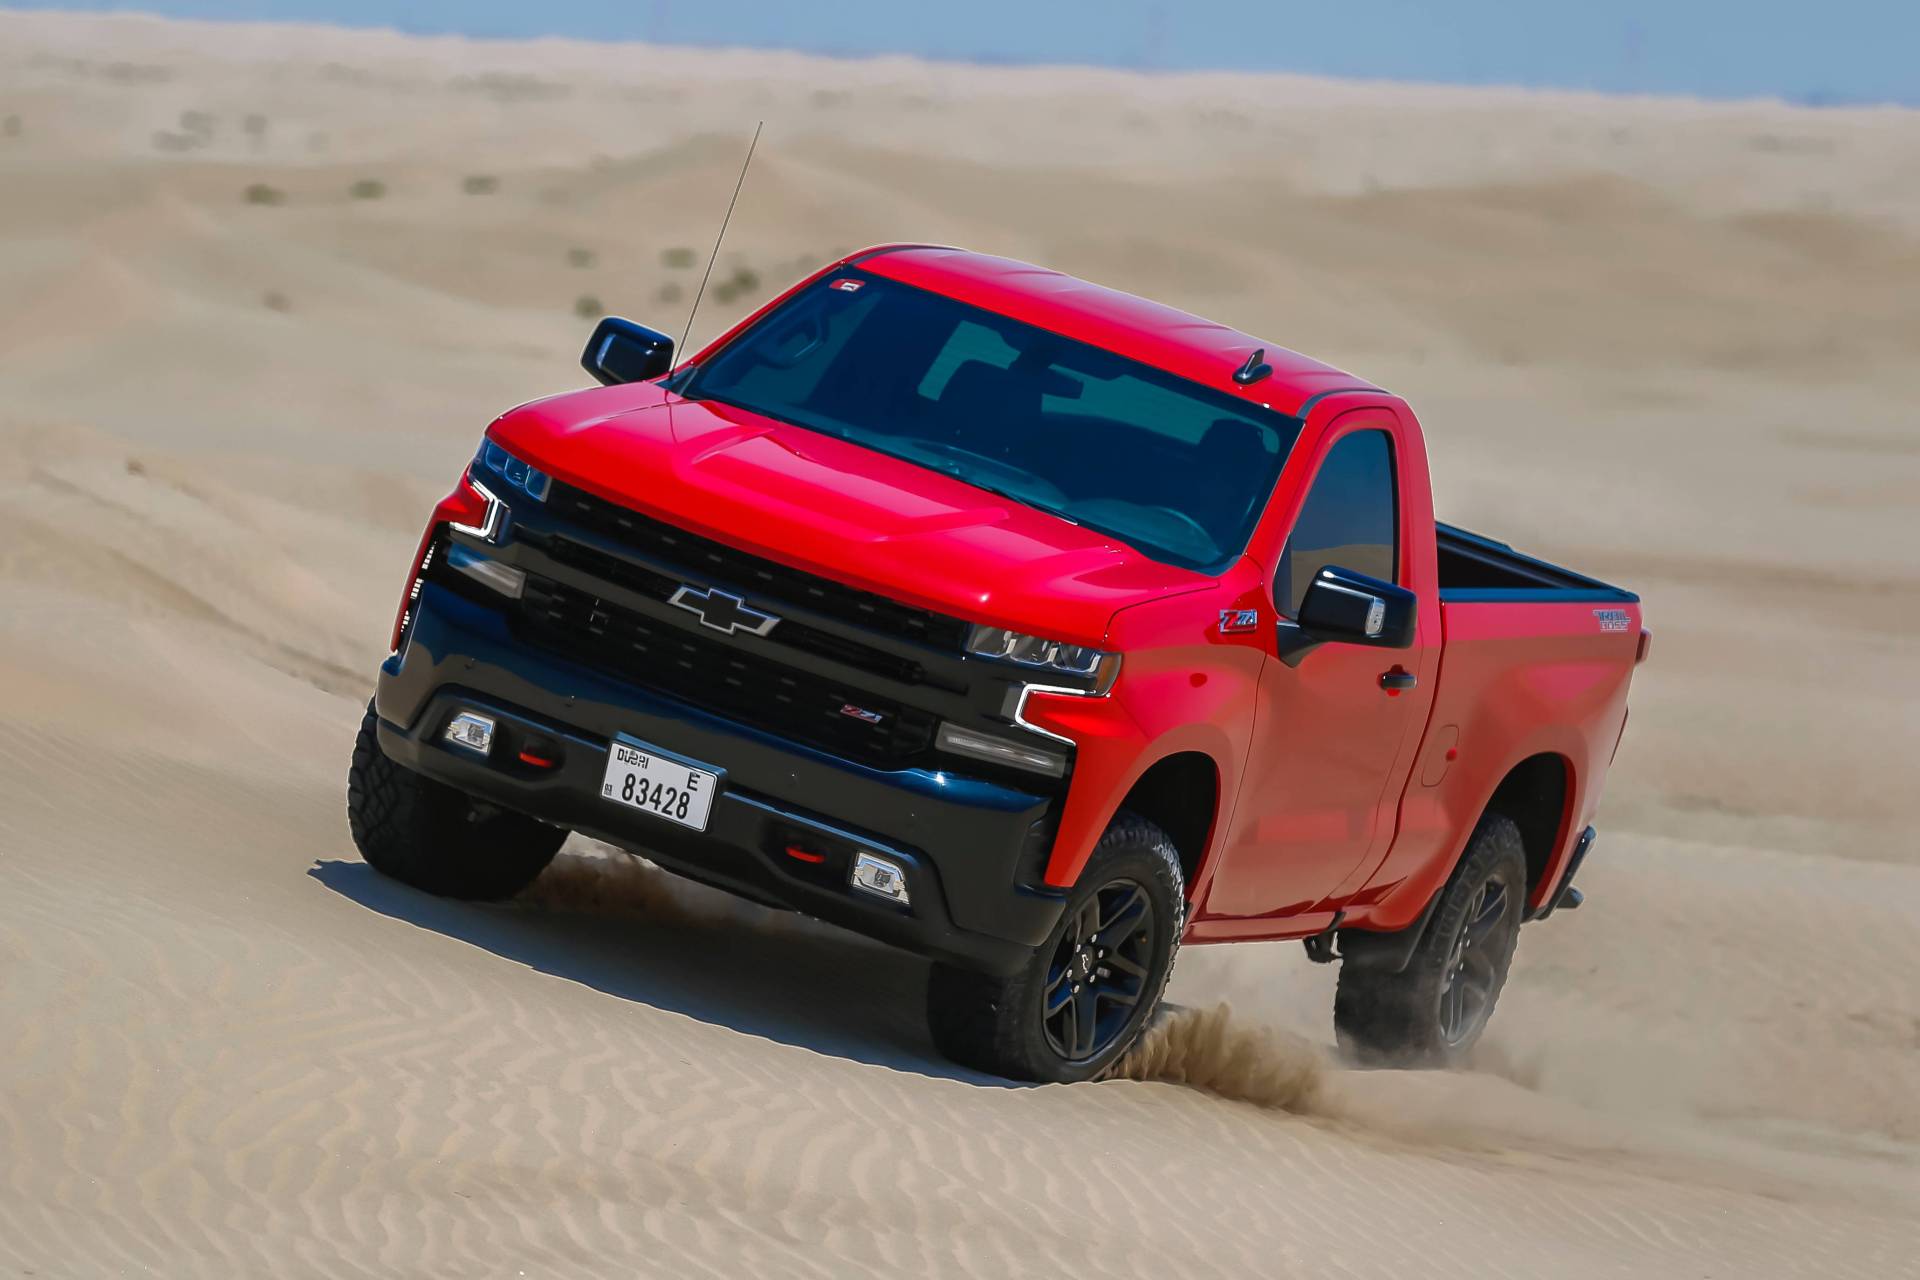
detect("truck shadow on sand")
[308,850,1005,1084]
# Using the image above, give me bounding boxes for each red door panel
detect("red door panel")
[1196,410,1437,929]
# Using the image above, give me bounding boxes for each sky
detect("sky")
[8,1,1918,104]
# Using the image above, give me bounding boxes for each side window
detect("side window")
[1275,429,1398,616]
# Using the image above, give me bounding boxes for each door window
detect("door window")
[1275,429,1398,616]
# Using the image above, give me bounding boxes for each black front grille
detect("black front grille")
[546,483,971,653]
[519,527,937,688]
[510,575,936,768]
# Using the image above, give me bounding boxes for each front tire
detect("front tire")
[926,812,1183,1083]
[1333,813,1527,1067]
[347,702,566,900]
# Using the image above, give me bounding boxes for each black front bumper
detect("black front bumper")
[375,584,1067,974]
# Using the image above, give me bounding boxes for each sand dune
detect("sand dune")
[1,11,1916,1277]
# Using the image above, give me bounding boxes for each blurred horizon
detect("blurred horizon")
[5,0,1917,106]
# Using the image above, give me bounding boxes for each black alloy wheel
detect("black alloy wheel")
[1043,877,1158,1063]
[925,811,1184,1083]
[1333,813,1528,1067]
[1437,873,1512,1047]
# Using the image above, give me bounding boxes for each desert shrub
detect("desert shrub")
[711,265,761,304]
[243,182,285,206]
[462,174,499,194]
[573,294,603,318]
[566,247,595,268]
[661,246,696,269]
[262,291,291,312]
[656,282,683,303]
[349,178,387,199]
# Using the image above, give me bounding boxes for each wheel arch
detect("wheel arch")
[1480,751,1574,904]
[1111,750,1222,898]
[1340,749,1574,974]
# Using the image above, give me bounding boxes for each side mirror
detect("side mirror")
[581,316,675,386]
[1276,565,1416,667]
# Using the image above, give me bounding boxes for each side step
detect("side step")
[1302,911,1345,964]
[1535,826,1595,921]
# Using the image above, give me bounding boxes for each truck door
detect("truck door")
[1200,417,1436,924]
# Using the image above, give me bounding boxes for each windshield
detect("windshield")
[681,271,1301,573]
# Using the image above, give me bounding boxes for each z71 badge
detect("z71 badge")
[1218,608,1261,634]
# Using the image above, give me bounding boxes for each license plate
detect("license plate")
[600,738,718,831]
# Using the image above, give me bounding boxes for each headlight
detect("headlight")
[477,437,551,502]
[967,624,1121,693]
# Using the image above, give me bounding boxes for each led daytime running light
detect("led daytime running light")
[966,624,1118,690]
[478,438,552,502]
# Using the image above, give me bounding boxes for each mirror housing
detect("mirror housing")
[581,317,675,386]
[1276,565,1417,667]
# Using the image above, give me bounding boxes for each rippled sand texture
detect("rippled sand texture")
[1,12,1916,1277]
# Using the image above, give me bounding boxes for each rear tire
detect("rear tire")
[347,702,566,901]
[926,811,1183,1083]
[1333,813,1527,1067]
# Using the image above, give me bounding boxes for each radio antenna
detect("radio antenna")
[679,120,763,356]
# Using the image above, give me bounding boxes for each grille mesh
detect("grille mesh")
[509,575,936,768]
[547,483,970,652]
[520,526,934,688]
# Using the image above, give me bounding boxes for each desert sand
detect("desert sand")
[1,11,1916,1277]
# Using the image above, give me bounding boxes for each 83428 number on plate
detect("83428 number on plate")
[601,740,717,831]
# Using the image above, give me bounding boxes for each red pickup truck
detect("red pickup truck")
[349,245,1646,1082]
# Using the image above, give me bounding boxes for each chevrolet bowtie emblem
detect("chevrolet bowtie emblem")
[670,584,781,637]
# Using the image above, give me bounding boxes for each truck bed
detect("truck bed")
[1366,524,1642,923]
[1436,523,1637,604]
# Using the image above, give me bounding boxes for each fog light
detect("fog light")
[937,722,1068,778]
[446,544,526,599]
[444,712,495,755]
[850,851,910,906]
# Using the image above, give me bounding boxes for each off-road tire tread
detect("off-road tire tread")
[347,702,565,900]
[926,811,1183,1083]
[1333,812,1527,1067]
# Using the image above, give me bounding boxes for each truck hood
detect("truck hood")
[486,383,1211,643]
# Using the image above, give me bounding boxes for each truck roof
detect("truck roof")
[850,244,1376,417]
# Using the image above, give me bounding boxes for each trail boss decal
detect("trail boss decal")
[1593,609,1632,633]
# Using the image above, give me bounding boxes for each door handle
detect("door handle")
[1379,668,1417,694]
